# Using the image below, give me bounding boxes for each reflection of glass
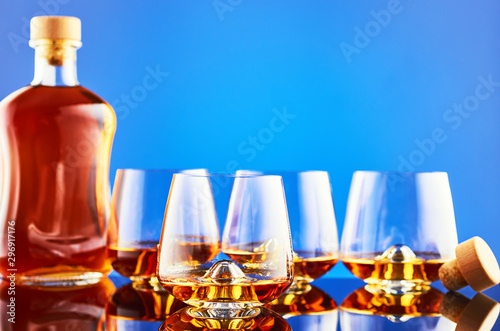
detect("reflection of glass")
[238,171,339,292]
[340,310,455,331]
[0,278,115,330]
[341,286,442,321]
[158,306,291,331]
[157,174,294,319]
[266,284,338,331]
[340,171,458,294]
[105,283,187,331]
[107,169,206,291]
[340,286,456,330]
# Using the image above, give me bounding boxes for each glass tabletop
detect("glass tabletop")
[2,274,500,330]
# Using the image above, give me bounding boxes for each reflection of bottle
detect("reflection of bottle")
[0,16,116,286]
[0,278,115,330]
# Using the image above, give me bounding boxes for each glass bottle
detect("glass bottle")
[0,16,116,286]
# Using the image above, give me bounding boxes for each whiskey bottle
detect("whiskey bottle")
[0,16,116,286]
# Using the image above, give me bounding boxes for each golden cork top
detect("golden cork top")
[30,16,81,42]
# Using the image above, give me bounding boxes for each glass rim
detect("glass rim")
[353,170,448,176]
[114,168,206,173]
[237,169,329,175]
[172,173,283,179]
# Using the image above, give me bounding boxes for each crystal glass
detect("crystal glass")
[107,169,206,291]
[238,170,339,292]
[340,171,458,294]
[157,174,294,319]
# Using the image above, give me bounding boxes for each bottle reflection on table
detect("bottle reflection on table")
[266,284,338,331]
[0,277,115,331]
[104,282,186,331]
[158,306,291,331]
[339,286,456,330]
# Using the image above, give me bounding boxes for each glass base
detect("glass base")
[187,303,260,319]
[365,280,431,295]
[16,271,105,288]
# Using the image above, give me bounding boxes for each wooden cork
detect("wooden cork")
[440,292,500,331]
[30,16,81,41]
[439,237,500,292]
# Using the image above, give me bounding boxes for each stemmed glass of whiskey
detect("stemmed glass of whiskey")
[107,169,206,291]
[340,171,458,294]
[157,173,294,319]
[238,170,339,292]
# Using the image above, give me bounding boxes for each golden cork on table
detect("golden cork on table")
[439,237,500,292]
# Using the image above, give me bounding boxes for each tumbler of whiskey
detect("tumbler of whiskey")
[340,171,458,294]
[107,169,206,291]
[238,171,339,292]
[157,174,294,319]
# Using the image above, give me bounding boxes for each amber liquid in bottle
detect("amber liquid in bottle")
[0,85,115,284]
[0,18,116,285]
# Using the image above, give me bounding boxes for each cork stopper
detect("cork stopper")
[439,237,500,292]
[440,292,500,331]
[30,16,81,42]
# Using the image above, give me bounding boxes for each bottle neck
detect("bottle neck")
[31,40,80,87]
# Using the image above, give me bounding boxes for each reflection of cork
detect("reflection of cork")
[439,292,500,331]
[439,237,500,292]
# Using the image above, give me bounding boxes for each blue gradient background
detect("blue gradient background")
[1,1,499,278]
